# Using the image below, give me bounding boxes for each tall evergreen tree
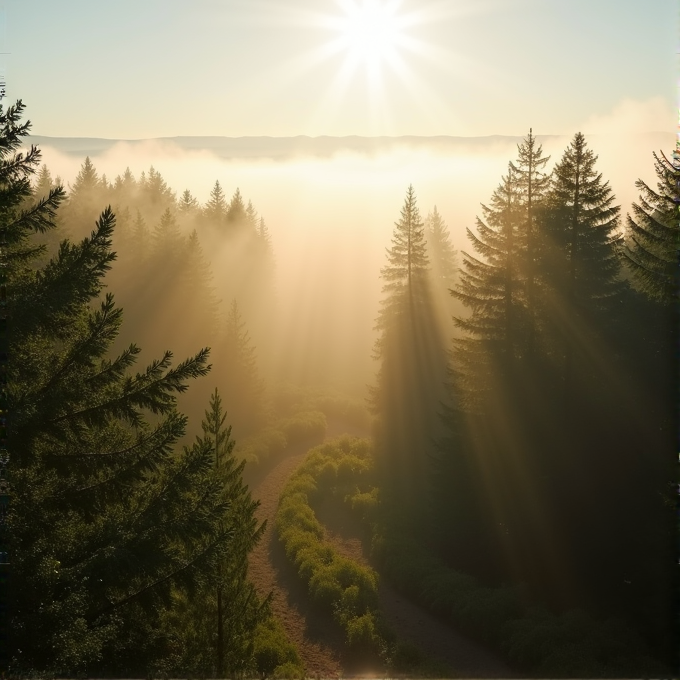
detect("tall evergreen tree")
[245,199,259,231]
[425,205,458,319]
[509,129,551,356]
[227,187,247,226]
[621,149,680,304]
[63,156,106,239]
[158,389,269,677]
[178,188,199,216]
[140,165,176,221]
[202,388,267,676]
[219,300,266,438]
[2,101,239,675]
[33,164,55,200]
[152,207,183,255]
[372,185,447,516]
[453,164,524,410]
[540,131,622,408]
[204,180,227,225]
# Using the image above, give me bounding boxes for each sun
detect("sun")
[337,0,405,70]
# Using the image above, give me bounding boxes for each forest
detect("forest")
[1,98,678,677]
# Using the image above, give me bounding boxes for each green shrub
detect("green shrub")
[253,618,303,679]
[348,488,379,522]
[275,437,384,659]
[271,385,371,430]
[279,410,327,445]
[345,613,378,649]
[309,567,344,606]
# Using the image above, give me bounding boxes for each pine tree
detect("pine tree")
[63,156,106,238]
[131,209,150,264]
[245,199,259,231]
[425,205,458,322]
[141,166,175,214]
[452,164,524,410]
[372,185,447,515]
[540,132,622,408]
[219,300,266,438]
[425,205,457,287]
[112,167,137,206]
[178,188,199,216]
[152,207,183,256]
[621,148,680,304]
[509,129,551,355]
[158,389,269,677]
[227,187,247,226]
[27,164,65,263]
[70,155,100,197]
[33,164,55,200]
[179,230,220,358]
[3,101,239,675]
[204,180,227,225]
[201,388,267,676]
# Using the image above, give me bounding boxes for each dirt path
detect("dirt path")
[317,497,514,677]
[248,424,514,677]
[248,442,344,677]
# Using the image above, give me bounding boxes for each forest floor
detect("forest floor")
[247,420,514,678]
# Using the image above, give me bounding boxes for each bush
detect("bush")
[272,385,371,430]
[253,618,304,679]
[345,613,378,650]
[236,409,327,474]
[279,410,327,445]
[275,437,383,658]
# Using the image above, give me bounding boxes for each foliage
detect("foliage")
[370,186,449,516]
[252,618,304,679]
[1,100,263,676]
[271,384,371,431]
[366,497,667,676]
[236,410,327,474]
[275,437,384,657]
[621,148,680,304]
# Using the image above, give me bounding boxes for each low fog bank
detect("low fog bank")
[31,131,674,395]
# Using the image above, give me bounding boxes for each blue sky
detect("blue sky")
[3,0,676,137]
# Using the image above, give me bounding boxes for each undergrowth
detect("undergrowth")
[279,435,671,678]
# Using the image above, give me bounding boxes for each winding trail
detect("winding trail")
[247,421,514,677]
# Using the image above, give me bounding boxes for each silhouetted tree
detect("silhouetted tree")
[63,155,107,238]
[540,131,622,410]
[139,165,175,223]
[33,164,56,200]
[178,188,200,218]
[372,185,448,518]
[112,167,137,204]
[219,300,266,438]
[621,149,680,304]
[509,129,551,356]
[227,187,247,226]
[452,163,524,410]
[204,180,227,226]
[425,205,458,320]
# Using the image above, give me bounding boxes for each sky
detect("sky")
[2,0,676,138]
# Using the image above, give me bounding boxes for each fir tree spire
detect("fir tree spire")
[621,148,680,304]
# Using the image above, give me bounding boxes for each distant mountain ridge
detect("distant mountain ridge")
[27,132,673,161]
